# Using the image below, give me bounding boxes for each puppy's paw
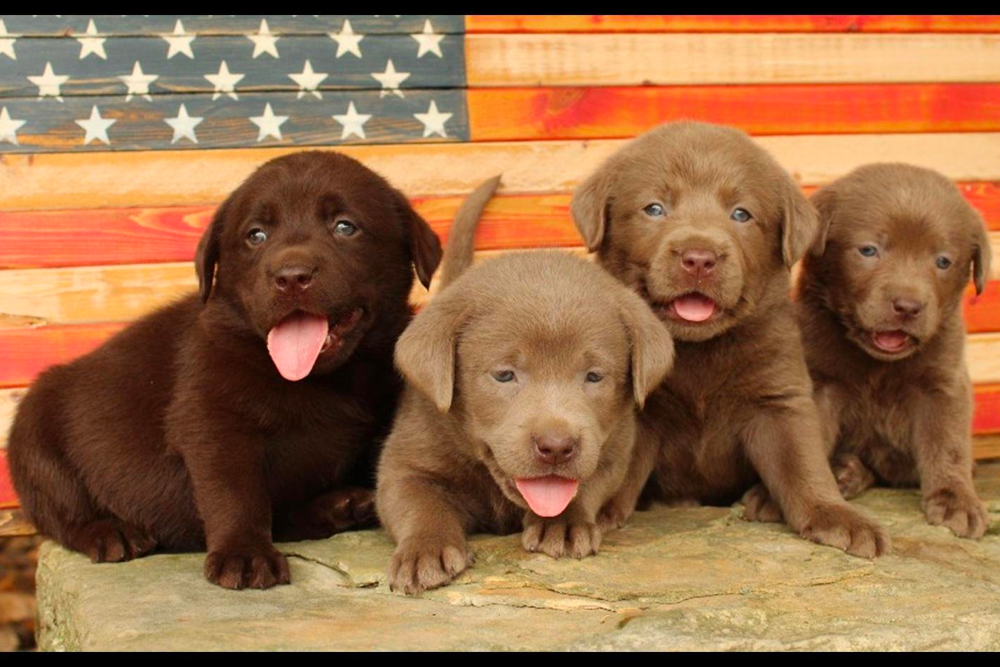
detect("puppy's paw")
[70,519,157,563]
[923,487,988,539]
[204,545,291,590]
[388,537,471,595]
[832,454,876,500]
[522,516,602,559]
[596,498,631,532]
[741,484,783,523]
[800,503,891,558]
[281,487,377,541]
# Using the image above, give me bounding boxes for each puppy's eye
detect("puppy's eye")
[492,370,515,383]
[247,228,268,246]
[585,372,604,383]
[333,220,358,237]
[643,203,665,218]
[859,245,878,258]
[730,208,752,223]
[936,256,953,270]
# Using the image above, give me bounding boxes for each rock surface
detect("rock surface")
[36,464,1000,651]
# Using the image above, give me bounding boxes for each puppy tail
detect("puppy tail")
[438,175,501,290]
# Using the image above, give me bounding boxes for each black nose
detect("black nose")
[681,249,718,277]
[274,266,315,294]
[533,432,578,465]
[892,297,923,319]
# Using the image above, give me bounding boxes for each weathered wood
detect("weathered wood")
[466,34,1000,87]
[3,134,1000,211]
[0,451,16,508]
[0,388,25,449]
[0,509,34,536]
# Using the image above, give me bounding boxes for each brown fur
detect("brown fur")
[7,151,442,588]
[571,121,890,557]
[375,177,675,594]
[797,163,991,538]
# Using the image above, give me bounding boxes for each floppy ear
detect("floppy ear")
[806,186,836,259]
[195,200,229,303]
[972,214,992,296]
[780,179,824,268]
[395,294,467,412]
[571,166,614,253]
[618,290,674,408]
[396,191,443,290]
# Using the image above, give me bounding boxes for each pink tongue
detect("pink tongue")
[514,476,580,518]
[266,313,329,381]
[672,294,716,322]
[874,330,909,351]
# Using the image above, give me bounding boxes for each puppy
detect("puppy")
[572,121,890,557]
[797,163,991,538]
[376,177,674,595]
[8,151,442,589]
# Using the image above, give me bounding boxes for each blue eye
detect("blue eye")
[247,228,268,246]
[585,372,603,383]
[936,256,952,270]
[492,370,515,383]
[859,245,878,258]
[644,203,665,217]
[730,208,751,223]
[334,220,357,237]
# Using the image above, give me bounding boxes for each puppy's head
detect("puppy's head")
[572,121,819,342]
[805,163,990,361]
[396,253,673,517]
[195,151,442,380]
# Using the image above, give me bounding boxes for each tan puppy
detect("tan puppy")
[797,163,991,538]
[376,177,675,594]
[572,121,890,558]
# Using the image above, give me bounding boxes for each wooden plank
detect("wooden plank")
[4,134,1000,211]
[966,281,1000,334]
[466,16,1000,34]
[468,84,1000,141]
[0,323,126,389]
[0,509,35,537]
[958,182,1000,231]
[465,34,1000,87]
[974,435,1000,462]
[0,451,15,507]
[968,333,1000,385]
[0,388,25,449]
[974,385,1000,435]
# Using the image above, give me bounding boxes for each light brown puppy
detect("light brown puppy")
[572,121,890,558]
[797,163,991,538]
[376,177,675,594]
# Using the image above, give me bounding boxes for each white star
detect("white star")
[248,18,279,58]
[329,19,363,58]
[289,60,328,100]
[412,19,444,58]
[371,60,410,99]
[0,19,17,60]
[0,107,26,145]
[205,61,244,101]
[164,104,203,144]
[28,62,70,101]
[162,19,195,59]
[332,101,372,140]
[249,103,288,142]
[76,19,107,60]
[119,61,158,102]
[414,100,452,138]
[75,106,115,145]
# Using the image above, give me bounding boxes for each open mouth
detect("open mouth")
[513,476,580,518]
[869,329,914,355]
[266,308,364,381]
[665,292,718,323]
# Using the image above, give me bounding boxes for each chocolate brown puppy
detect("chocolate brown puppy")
[8,151,442,589]
[571,121,889,557]
[797,163,991,538]
[376,177,674,595]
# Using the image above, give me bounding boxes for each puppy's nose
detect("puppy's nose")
[533,432,578,465]
[274,266,315,294]
[681,249,718,277]
[892,297,924,319]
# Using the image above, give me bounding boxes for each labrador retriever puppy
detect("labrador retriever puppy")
[376,177,675,595]
[571,121,890,557]
[8,151,442,589]
[797,163,991,538]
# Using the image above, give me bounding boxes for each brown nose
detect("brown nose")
[533,432,578,465]
[274,266,315,294]
[892,297,923,319]
[681,249,718,277]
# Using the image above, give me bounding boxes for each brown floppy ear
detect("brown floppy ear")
[618,290,674,408]
[780,179,823,268]
[397,191,443,290]
[571,166,614,253]
[195,200,229,303]
[806,186,836,259]
[972,214,992,296]
[395,293,467,412]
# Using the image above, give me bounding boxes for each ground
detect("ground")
[34,463,1000,651]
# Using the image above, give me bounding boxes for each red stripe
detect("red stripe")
[0,323,126,388]
[965,283,1000,334]
[0,451,15,508]
[974,385,1000,434]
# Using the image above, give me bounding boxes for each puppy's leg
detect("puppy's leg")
[831,452,877,500]
[742,397,891,558]
[596,426,658,531]
[274,487,377,542]
[377,474,473,595]
[741,483,783,523]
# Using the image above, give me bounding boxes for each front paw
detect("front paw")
[70,519,157,563]
[741,483,783,523]
[522,515,601,559]
[204,544,291,590]
[799,503,891,558]
[832,453,876,500]
[388,537,471,595]
[283,487,377,540]
[923,487,988,539]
